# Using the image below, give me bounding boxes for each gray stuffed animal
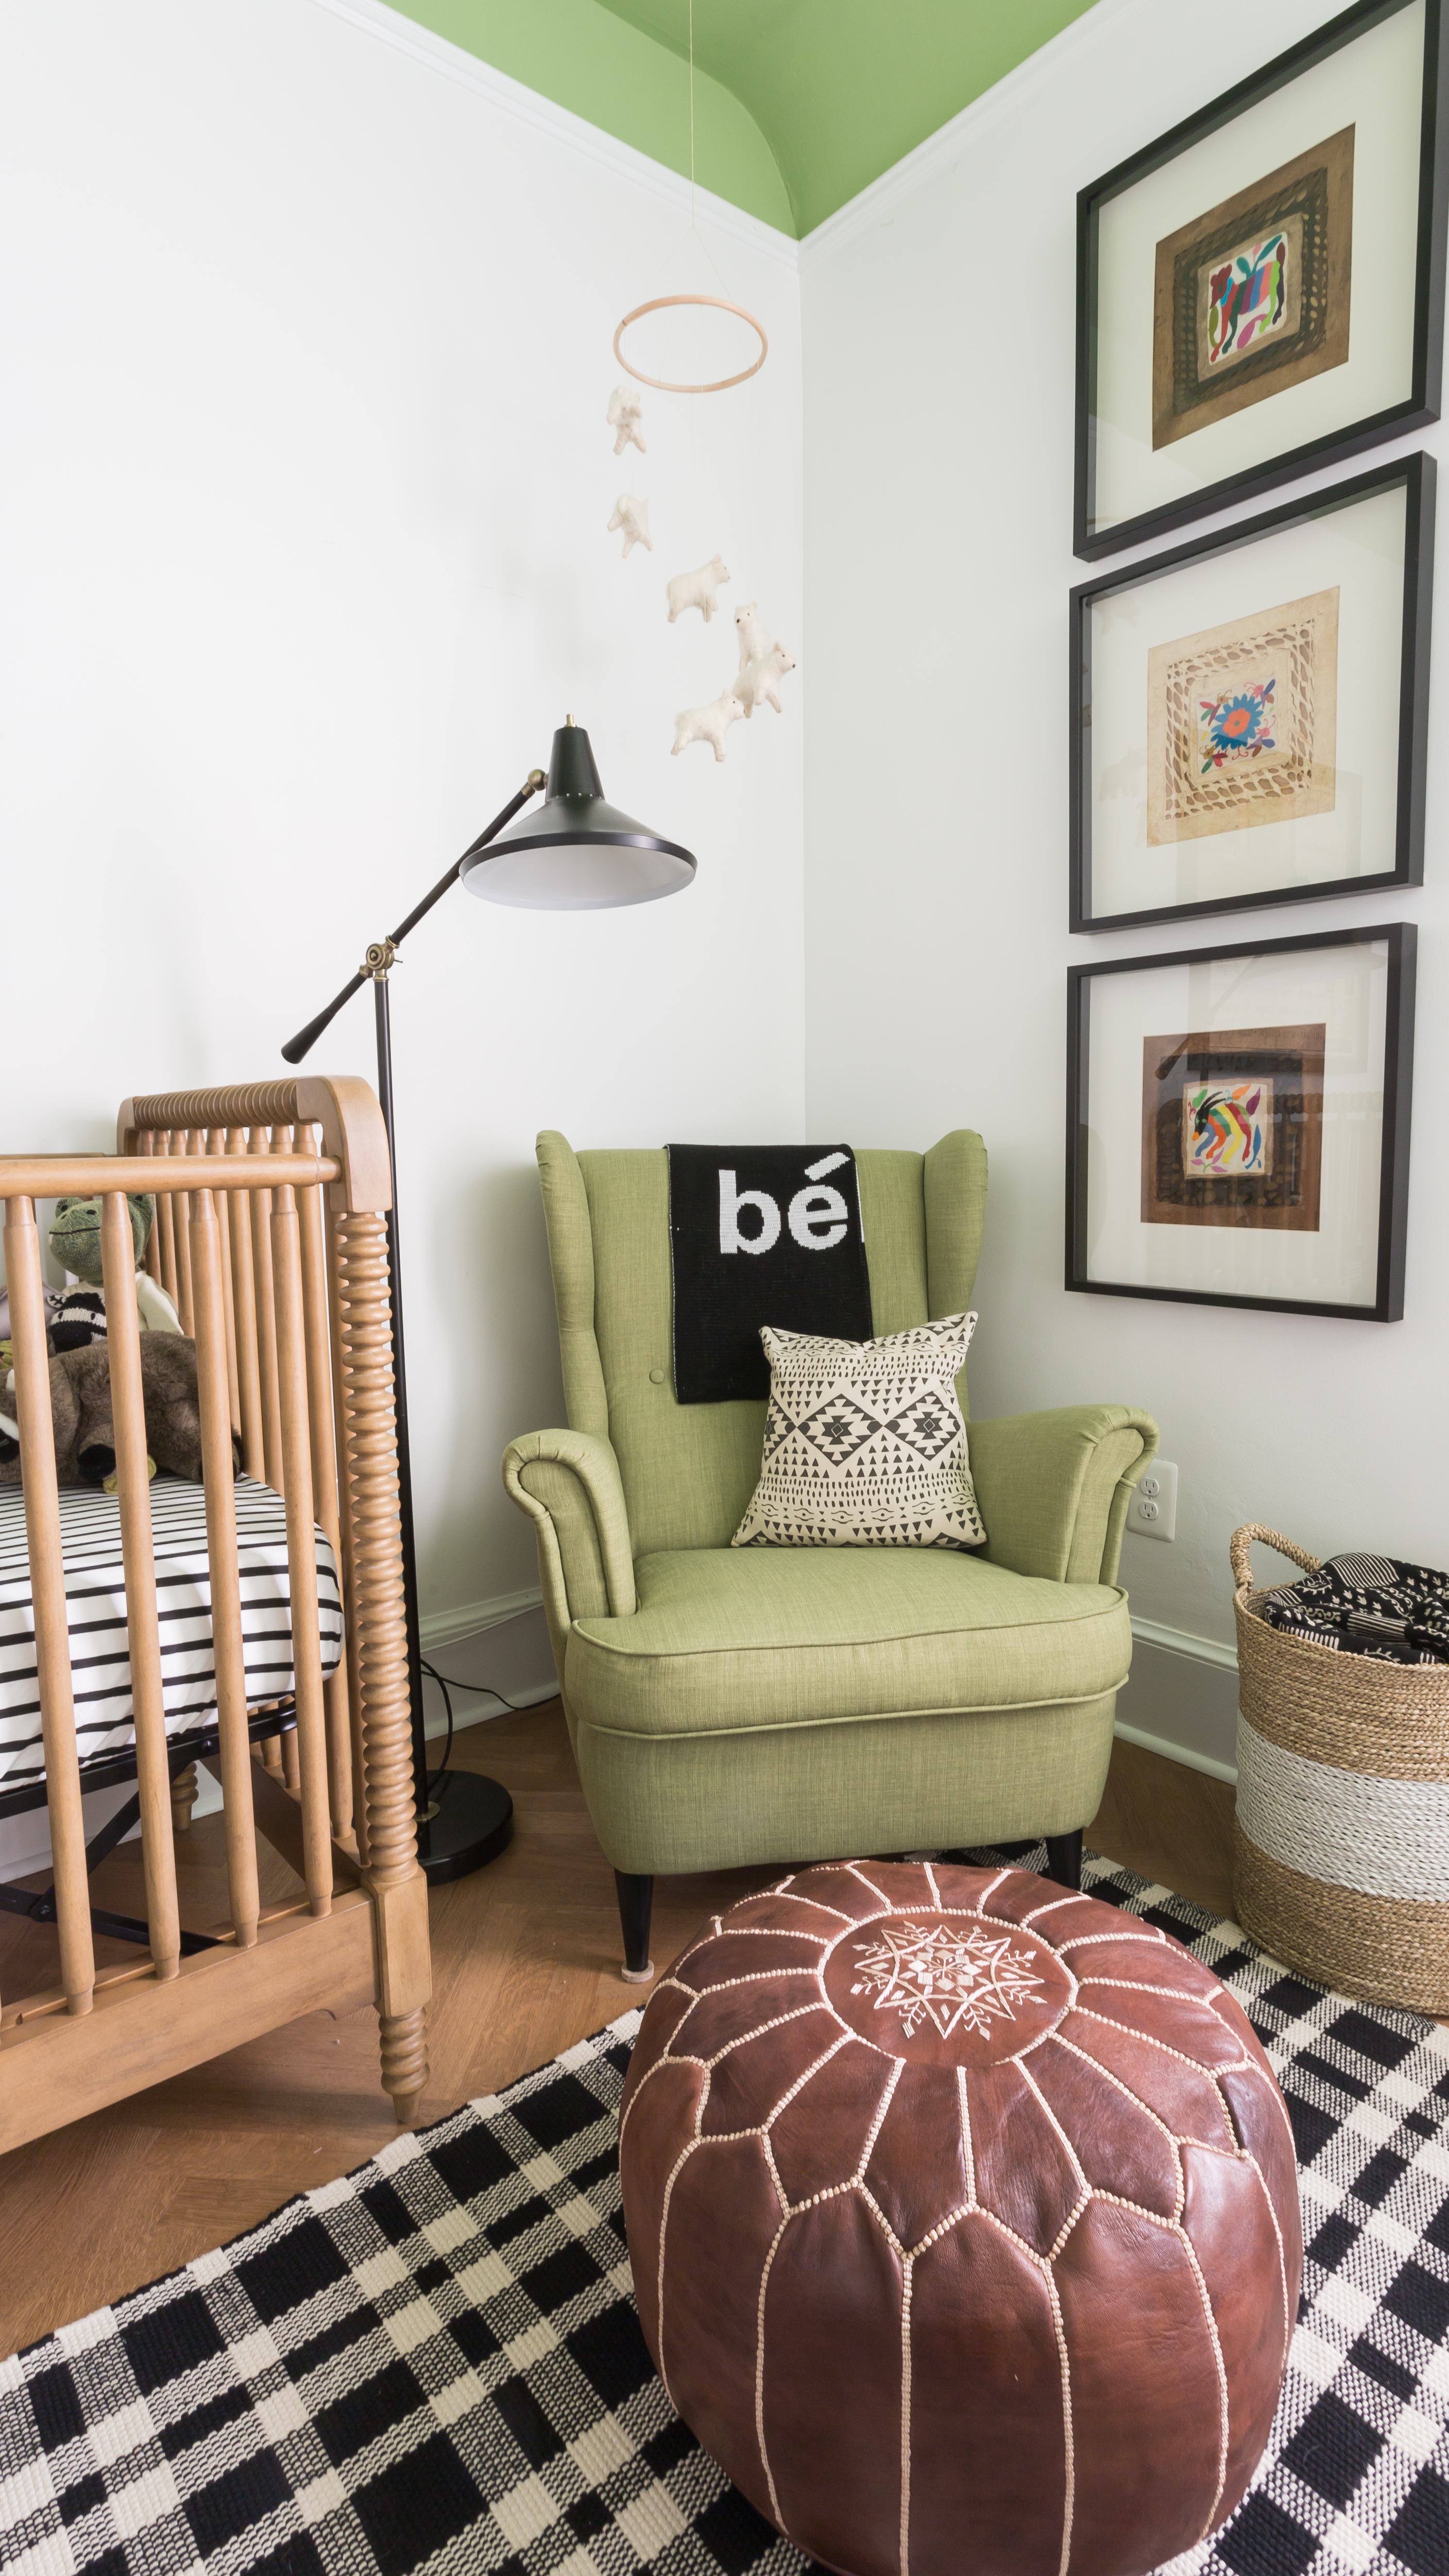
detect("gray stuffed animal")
[0,1336,240,1488]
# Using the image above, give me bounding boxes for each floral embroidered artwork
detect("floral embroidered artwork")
[1147,588,1337,844]
[846,1919,1046,2042]
[1207,228,1289,367]
[1198,675,1277,771]
[1182,1078,1274,1178]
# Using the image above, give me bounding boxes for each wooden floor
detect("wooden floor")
[0,1708,1234,2357]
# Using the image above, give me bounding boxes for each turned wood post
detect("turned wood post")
[333,1204,430,2122]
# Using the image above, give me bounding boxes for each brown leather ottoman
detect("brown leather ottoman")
[619,1859,1301,2576]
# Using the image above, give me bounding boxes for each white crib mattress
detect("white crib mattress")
[0,1474,344,1788]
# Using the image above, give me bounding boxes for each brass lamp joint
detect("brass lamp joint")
[363,939,399,981]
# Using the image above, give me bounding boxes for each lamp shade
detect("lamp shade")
[461,721,696,911]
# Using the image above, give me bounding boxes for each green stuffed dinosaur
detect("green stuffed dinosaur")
[48,1193,182,1352]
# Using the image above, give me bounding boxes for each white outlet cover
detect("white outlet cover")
[1127,1459,1178,1544]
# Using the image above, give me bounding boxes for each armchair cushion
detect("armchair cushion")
[565,1547,1130,1740]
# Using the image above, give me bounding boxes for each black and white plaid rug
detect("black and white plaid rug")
[2,1854,1446,2576]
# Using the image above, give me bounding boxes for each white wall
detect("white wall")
[0,0,805,1692]
[800,0,1449,1770]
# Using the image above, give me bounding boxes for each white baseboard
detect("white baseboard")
[1120,1615,1239,1783]
[1128,1614,1238,1673]
[418,1590,558,1739]
[419,1587,543,1652]
[1113,1717,1237,1786]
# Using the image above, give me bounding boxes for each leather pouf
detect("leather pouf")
[619,1860,1302,2576]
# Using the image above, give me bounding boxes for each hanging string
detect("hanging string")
[613,0,757,401]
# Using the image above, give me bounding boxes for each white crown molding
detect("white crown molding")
[303,0,800,270]
[798,0,1158,267]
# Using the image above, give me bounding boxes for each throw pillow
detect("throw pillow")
[732,1314,987,1551]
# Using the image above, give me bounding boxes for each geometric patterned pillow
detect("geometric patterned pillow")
[731,1313,987,1551]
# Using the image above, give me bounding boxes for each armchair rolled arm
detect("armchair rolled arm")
[502,1427,637,1628]
[968,1404,1159,1587]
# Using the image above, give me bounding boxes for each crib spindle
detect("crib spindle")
[208,1129,243,1440]
[154,1145,179,1306]
[3,1196,96,2018]
[224,1133,266,1480]
[326,1204,369,1867]
[270,1188,333,1916]
[247,1128,285,1491]
[99,1191,182,1982]
[139,1130,162,1281]
[189,1185,261,1948]
[298,1147,353,1843]
[171,1133,197,1334]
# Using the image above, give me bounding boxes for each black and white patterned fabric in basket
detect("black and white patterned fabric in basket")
[1258,1552,1449,1667]
[0,1856,1445,2576]
[0,1475,344,1789]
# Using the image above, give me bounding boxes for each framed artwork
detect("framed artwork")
[1075,0,1449,558]
[1070,454,1435,931]
[1066,923,1416,1319]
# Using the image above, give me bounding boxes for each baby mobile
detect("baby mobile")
[603,3,795,763]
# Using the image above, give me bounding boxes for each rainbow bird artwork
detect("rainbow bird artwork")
[1183,1078,1272,1178]
[1207,229,1288,366]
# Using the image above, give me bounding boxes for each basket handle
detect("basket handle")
[1229,1523,1323,1591]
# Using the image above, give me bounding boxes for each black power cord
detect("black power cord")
[418,1656,540,1797]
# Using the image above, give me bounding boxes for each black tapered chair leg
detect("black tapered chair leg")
[1044,1830,1083,1892]
[615,1870,655,1982]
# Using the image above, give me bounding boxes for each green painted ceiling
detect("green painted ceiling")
[389,1,1098,237]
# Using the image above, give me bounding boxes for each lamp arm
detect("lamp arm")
[280,768,546,1063]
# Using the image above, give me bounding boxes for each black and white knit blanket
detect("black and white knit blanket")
[1257,1551,1449,1666]
[667,1145,872,1404]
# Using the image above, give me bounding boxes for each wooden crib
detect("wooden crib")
[0,1077,430,2152]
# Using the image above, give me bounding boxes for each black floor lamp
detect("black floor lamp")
[282,719,695,1882]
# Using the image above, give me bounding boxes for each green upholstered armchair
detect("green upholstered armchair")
[503,1131,1157,1979]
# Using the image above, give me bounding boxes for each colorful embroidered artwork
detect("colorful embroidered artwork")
[1146,587,1337,844]
[1141,1022,1324,1232]
[1182,1077,1274,1178]
[1198,675,1276,771]
[1151,128,1353,449]
[846,1919,1046,2042]
[1207,228,1289,366]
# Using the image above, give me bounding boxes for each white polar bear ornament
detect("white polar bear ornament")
[608,495,652,557]
[666,554,730,623]
[735,640,796,717]
[672,688,744,762]
[607,384,646,455]
[734,600,774,666]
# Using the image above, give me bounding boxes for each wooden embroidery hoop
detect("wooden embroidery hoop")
[612,292,768,395]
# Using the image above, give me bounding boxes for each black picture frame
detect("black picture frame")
[1066,922,1416,1320]
[1069,453,1436,932]
[1075,0,1449,560]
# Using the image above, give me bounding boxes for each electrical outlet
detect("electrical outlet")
[1127,1458,1178,1543]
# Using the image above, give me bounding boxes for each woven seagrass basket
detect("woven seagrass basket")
[1231,1525,1449,2016]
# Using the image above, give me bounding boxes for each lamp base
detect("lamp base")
[415,1769,514,1882]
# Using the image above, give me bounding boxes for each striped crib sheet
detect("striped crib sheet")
[0,1475,344,1788]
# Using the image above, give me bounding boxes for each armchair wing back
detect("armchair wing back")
[536,1129,989,1555]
